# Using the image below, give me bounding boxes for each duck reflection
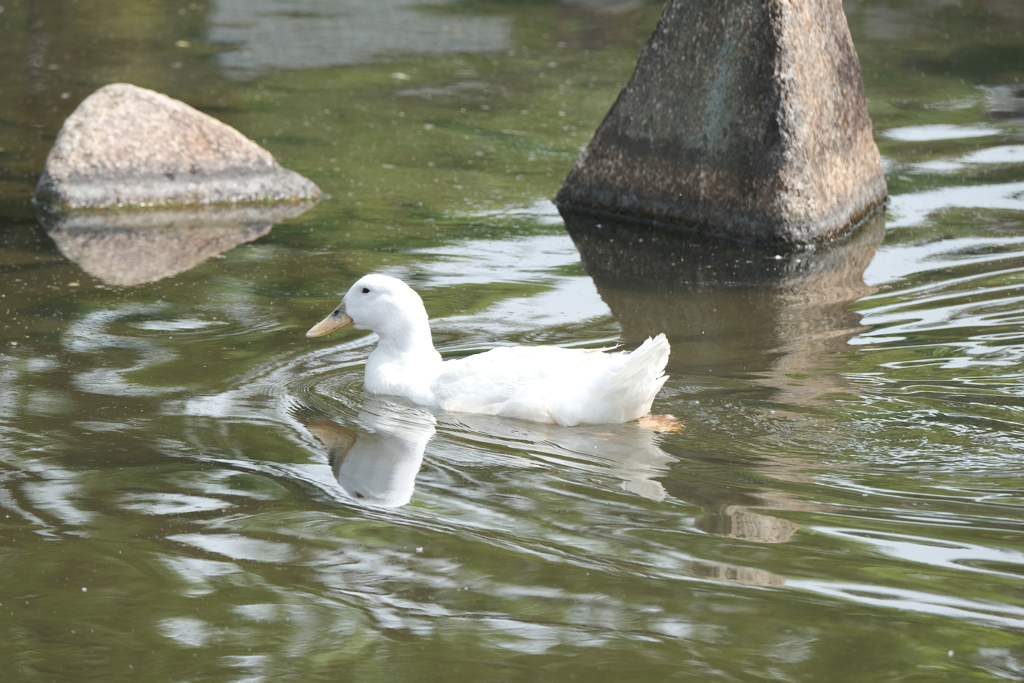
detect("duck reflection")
[307,400,436,508]
[448,411,676,502]
[562,207,886,402]
[306,397,676,506]
[36,202,316,286]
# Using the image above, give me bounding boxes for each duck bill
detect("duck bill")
[306,301,354,338]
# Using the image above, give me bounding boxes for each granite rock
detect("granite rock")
[555,0,887,246]
[36,83,321,210]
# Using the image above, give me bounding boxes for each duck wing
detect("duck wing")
[431,335,669,426]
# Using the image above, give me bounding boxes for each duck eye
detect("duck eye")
[361,287,370,294]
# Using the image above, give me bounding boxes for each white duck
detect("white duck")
[306,274,670,427]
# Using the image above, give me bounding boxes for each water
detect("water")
[2,0,1024,680]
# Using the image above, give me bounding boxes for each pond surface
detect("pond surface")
[2,0,1024,681]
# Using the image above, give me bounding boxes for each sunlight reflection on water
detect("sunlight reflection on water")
[209,0,512,79]
[887,182,1024,229]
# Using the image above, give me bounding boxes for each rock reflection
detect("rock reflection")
[562,207,886,403]
[307,400,436,508]
[988,84,1024,129]
[36,202,316,286]
[695,505,799,544]
[691,561,785,588]
[672,454,814,553]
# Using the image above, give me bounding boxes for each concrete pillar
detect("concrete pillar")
[556,0,887,246]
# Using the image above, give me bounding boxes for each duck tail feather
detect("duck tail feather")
[614,334,670,386]
[578,334,669,423]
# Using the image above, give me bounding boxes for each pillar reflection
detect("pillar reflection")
[563,207,886,573]
[562,207,885,402]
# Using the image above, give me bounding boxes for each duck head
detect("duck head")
[306,273,429,339]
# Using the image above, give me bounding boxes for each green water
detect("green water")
[2,0,1024,680]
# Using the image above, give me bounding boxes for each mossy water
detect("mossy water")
[2,1,1024,681]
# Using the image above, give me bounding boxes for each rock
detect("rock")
[38,202,315,286]
[555,0,887,246]
[36,83,321,210]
